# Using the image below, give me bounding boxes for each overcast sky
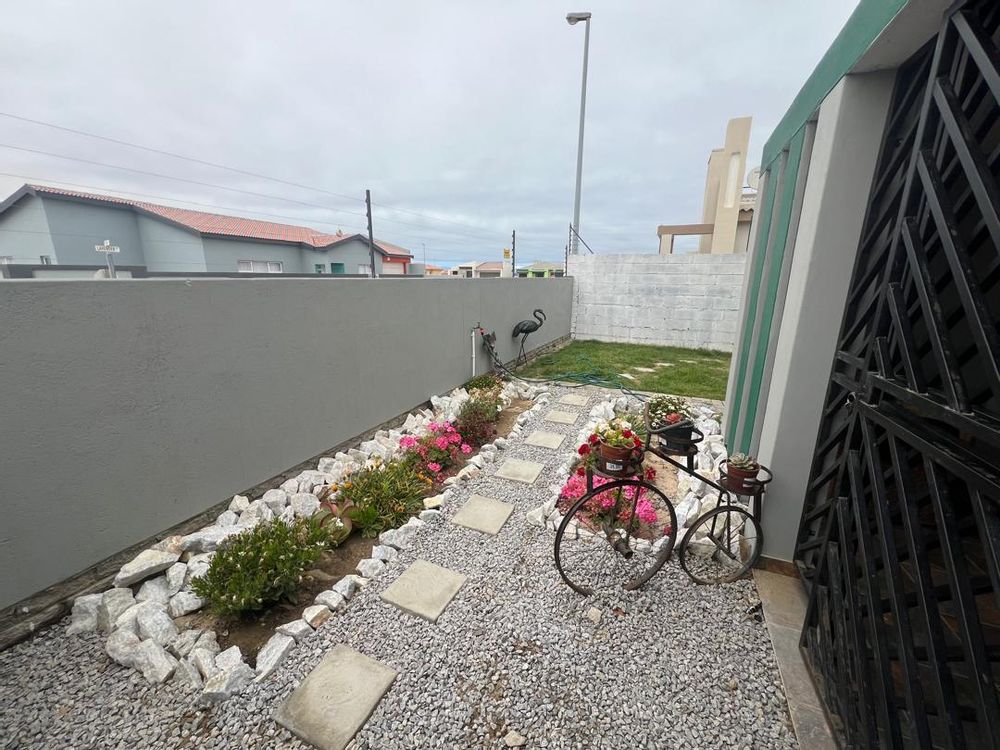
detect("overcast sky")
[0,1,859,266]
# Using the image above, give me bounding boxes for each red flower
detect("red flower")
[633,437,642,447]
[578,444,591,456]
[645,467,657,480]
[622,430,633,439]
[588,433,600,444]
[576,466,586,476]
[666,412,683,425]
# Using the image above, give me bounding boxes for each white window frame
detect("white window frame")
[39,255,52,265]
[358,263,372,276]
[0,256,12,266]
[237,260,283,274]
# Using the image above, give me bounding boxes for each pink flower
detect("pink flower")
[427,462,442,473]
[448,432,462,444]
[399,435,417,449]
[435,436,450,450]
[460,443,472,454]
[428,422,441,432]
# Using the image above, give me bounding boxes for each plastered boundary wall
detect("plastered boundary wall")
[0,278,571,607]
[568,254,746,351]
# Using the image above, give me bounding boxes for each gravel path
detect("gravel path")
[0,385,797,750]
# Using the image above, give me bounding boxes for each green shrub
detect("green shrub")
[456,388,502,446]
[464,372,503,392]
[337,459,429,537]
[191,518,332,617]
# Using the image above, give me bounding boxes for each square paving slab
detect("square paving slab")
[525,430,566,449]
[451,494,514,535]
[544,410,579,425]
[379,559,466,622]
[274,643,397,750]
[494,458,545,484]
[558,393,589,406]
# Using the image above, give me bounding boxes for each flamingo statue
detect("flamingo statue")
[512,309,546,368]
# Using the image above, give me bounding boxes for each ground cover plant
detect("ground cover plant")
[518,340,730,400]
[329,458,431,537]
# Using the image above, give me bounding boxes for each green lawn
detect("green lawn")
[519,340,731,400]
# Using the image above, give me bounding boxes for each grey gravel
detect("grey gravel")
[0,384,797,749]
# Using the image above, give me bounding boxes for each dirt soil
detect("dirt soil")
[185,397,534,662]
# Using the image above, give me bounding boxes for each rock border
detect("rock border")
[66,379,550,705]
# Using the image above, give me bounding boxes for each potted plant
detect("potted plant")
[583,416,644,476]
[726,452,761,488]
[645,395,695,450]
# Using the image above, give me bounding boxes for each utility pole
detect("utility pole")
[365,189,377,278]
[511,230,516,277]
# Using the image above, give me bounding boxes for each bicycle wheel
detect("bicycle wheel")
[554,478,677,596]
[678,504,763,585]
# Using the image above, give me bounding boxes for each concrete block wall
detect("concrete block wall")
[568,253,746,351]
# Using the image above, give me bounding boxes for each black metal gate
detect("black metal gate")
[794,1,1000,746]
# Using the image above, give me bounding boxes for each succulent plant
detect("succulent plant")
[728,452,759,471]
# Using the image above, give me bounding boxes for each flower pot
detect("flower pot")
[655,421,695,452]
[727,463,760,489]
[597,441,634,477]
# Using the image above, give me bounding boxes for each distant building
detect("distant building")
[516,262,565,278]
[423,263,449,276]
[657,116,757,255]
[0,184,413,275]
[446,260,504,278]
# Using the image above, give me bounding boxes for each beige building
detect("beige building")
[658,116,757,255]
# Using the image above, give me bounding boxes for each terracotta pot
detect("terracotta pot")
[727,463,760,488]
[598,442,632,462]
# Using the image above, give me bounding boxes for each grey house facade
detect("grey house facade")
[0,185,413,275]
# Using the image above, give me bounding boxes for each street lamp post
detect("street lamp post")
[567,11,591,255]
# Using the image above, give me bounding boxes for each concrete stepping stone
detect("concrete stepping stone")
[451,494,514,535]
[379,559,466,623]
[543,410,579,425]
[633,367,656,373]
[524,430,566,449]
[557,393,589,406]
[655,362,674,367]
[619,373,637,381]
[495,458,545,484]
[274,643,397,750]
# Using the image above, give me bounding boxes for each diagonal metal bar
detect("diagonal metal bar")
[845,450,904,748]
[923,459,1000,738]
[886,435,966,748]
[900,217,968,410]
[968,487,1000,611]
[886,282,926,392]
[916,148,1000,399]
[857,419,932,746]
[952,10,1000,108]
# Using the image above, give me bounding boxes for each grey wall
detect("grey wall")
[0,195,55,263]
[305,237,386,274]
[137,215,207,272]
[0,277,571,607]
[44,200,145,267]
[202,237,305,273]
[569,253,746,351]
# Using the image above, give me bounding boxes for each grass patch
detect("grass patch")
[518,340,731,400]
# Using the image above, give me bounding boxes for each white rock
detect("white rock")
[168,591,204,618]
[370,545,398,562]
[174,658,204,690]
[457,465,480,481]
[133,639,178,684]
[113,600,162,636]
[276,619,314,642]
[418,509,442,522]
[238,500,274,528]
[494,437,508,449]
[526,506,546,527]
[178,525,241,553]
[254,633,296,681]
[190,647,218,681]
[330,574,359,599]
[167,628,203,659]
[137,606,178,645]
[105,629,141,667]
[200,662,255,705]
[280,478,300,493]
[302,604,331,628]
[67,593,103,635]
[378,520,422,550]
[697,418,721,436]
[136,576,171,604]
[114,549,180,588]
[213,645,242,672]
[316,590,347,611]
[422,494,444,510]
[165,563,187,595]
[97,588,136,632]
[216,510,239,527]
[184,553,213,585]
[290,493,321,517]
[278,505,296,525]
[317,456,339,473]
[356,558,386,579]
[228,495,250,513]
[262,489,289,512]
[194,630,220,655]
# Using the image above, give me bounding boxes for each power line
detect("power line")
[0,111,510,239]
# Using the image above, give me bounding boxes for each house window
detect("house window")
[39,255,52,265]
[0,256,12,266]
[330,262,345,274]
[237,260,283,273]
[314,264,325,274]
[358,264,372,276]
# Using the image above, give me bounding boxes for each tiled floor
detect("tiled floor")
[754,569,837,749]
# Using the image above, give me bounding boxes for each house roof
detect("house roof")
[2,184,412,258]
[518,261,564,271]
[476,261,503,272]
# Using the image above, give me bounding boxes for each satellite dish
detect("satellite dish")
[746,167,761,190]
